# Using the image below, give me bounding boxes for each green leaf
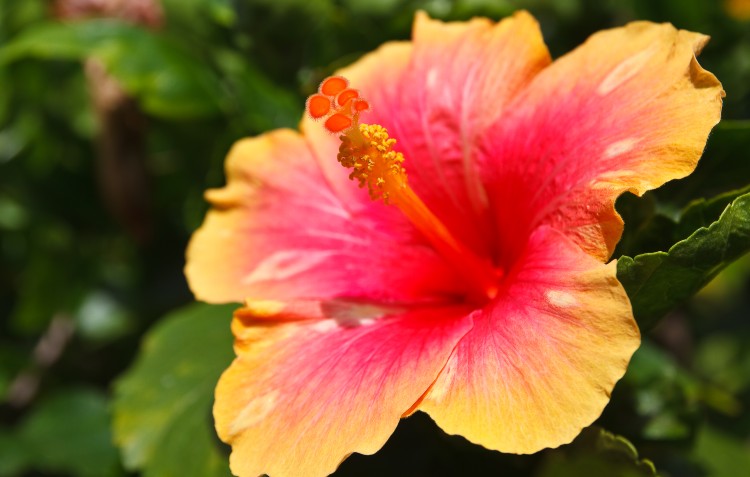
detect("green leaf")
[692,425,750,477]
[675,184,750,241]
[617,192,750,329]
[536,427,659,477]
[6,388,123,477]
[113,302,236,477]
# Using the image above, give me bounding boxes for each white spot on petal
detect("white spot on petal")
[242,250,333,284]
[232,390,279,433]
[310,316,378,333]
[604,138,640,159]
[546,290,578,308]
[425,355,456,403]
[309,320,340,333]
[426,67,438,90]
[597,47,657,96]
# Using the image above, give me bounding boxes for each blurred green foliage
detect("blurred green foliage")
[0,388,122,477]
[113,303,235,477]
[1,0,749,476]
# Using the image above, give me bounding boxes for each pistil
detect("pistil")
[307,76,500,302]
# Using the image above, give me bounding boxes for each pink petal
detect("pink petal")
[478,21,724,263]
[419,226,640,453]
[304,12,551,260]
[215,300,473,477]
[185,129,465,304]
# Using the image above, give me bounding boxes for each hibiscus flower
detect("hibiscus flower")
[185,11,723,477]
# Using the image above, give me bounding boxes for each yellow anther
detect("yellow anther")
[337,124,407,203]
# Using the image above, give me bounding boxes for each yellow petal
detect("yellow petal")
[419,226,640,453]
[479,21,724,263]
[215,301,473,477]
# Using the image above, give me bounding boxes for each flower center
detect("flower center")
[307,76,500,303]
